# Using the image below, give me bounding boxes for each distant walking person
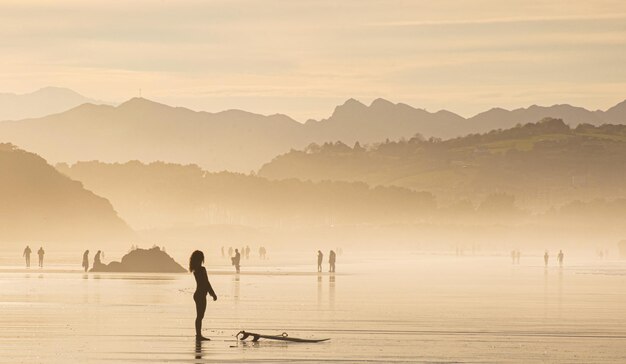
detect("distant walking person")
[245,246,250,259]
[82,250,90,272]
[37,247,45,268]
[544,250,549,267]
[317,250,323,272]
[231,249,241,273]
[189,250,217,341]
[23,245,32,268]
[221,246,224,258]
[557,250,564,267]
[329,250,336,273]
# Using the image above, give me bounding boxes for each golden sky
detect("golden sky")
[1,0,625,120]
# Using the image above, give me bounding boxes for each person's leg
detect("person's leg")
[194,294,207,339]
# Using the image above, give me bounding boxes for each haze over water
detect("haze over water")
[1,250,625,363]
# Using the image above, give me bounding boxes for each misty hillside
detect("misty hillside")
[259,119,626,210]
[0,87,108,121]
[0,144,133,242]
[56,161,435,230]
[1,97,625,172]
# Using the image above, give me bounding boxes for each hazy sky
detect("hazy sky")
[1,0,625,120]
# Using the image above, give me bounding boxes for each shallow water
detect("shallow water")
[1,254,625,363]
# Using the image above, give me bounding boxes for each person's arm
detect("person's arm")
[202,268,217,300]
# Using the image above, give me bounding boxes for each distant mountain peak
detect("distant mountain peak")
[343,98,366,108]
[117,97,171,111]
[370,98,395,108]
[330,98,368,119]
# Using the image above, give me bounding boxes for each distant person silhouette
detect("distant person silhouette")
[23,245,32,268]
[93,250,103,270]
[557,250,564,267]
[231,249,241,273]
[544,250,549,267]
[37,247,45,268]
[221,246,224,258]
[329,250,336,273]
[245,246,250,259]
[228,247,233,258]
[82,250,90,272]
[317,250,323,272]
[259,246,263,259]
[189,250,217,341]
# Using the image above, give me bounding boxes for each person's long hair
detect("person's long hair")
[189,250,204,273]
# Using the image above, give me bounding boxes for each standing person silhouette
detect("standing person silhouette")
[245,246,250,259]
[189,250,217,341]
[221,246,224,258]
[23,245,32,268]
[82,250,90,272]
[329,250,336,273]
[557,250,564,267]
[317,250,323,272]
[37,247,45,268]
[93,250,103,270]
[544,250,549,267]
[232,249,241,273]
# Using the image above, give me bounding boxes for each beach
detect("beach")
[1,253,625,363]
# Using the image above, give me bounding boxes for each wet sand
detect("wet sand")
[1,255,625,363]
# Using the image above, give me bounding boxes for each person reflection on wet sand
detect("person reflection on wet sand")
[82,250,89,272]
[329,274,336,309]
[317,274,323,306]
[23,245,32,268]
[233,274,240,304]
[195,340,203,361]
[189,250,217,341]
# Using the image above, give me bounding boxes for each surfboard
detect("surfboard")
[236,330,329,343]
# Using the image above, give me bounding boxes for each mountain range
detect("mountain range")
[0,90,625,172]
[0,87,109,121]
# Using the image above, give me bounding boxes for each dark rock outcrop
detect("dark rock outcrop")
[91,247,186,273]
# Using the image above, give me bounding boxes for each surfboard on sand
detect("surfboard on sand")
[236,330,329,343]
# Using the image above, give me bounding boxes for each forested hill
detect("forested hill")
[0,144,133,242]
[258,119,626,209]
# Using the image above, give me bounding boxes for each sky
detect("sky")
[1,0,625,121]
